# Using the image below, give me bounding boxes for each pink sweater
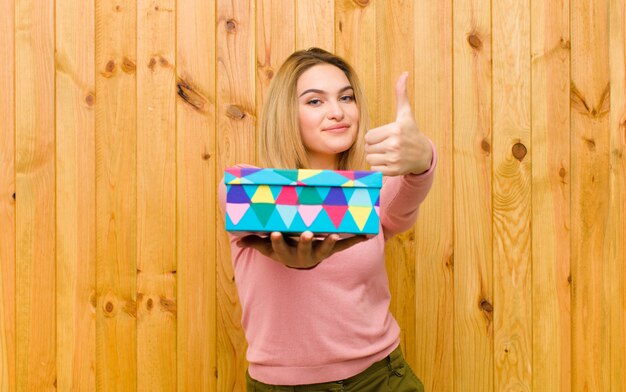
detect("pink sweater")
[218,146,436,385]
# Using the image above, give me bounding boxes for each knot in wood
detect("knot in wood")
[481,139,491,153]
[480,299,493,313]
[467,34,483,50]
[85,94,95,106]
[106,60,115,72]
[226,105,246,120]
[104,301,114,314]
[226,19,237,32]
[122,57,136,74]
[512,142,527,161]
[146,298,154,311]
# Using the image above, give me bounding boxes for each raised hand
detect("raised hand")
[364,72,433,176]
[236,231,368,269]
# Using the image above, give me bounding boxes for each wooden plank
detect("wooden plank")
[176,0,216,390]
[376,0,416,365]
[55,0,96,390]
[492,0,532,389]
[296,0,334,51]
[136,0,177,391]
[216,1,255,390]
[570,0,610,390]
[256,0,294,118]
[14,0,56,389]
[530,0,571,390]
[335,0,378,129]
[0,0,15,390]
[412,1,454,391]
[452,0,493,389]
[95,0,137,390]
[606,0,626,389]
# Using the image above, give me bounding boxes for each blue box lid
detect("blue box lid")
[224,167,382,188]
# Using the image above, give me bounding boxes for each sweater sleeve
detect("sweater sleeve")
[380,138,437,241]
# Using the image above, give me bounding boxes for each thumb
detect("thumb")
[395,72,411,121]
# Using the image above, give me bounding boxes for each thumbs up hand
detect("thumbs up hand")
[364,72,433,176]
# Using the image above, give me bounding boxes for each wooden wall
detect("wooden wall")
[0,0,624,391]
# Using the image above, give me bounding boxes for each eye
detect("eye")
[306,98,322,106]
[340,95,355,103]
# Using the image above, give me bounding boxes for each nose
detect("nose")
[326,100,344,121]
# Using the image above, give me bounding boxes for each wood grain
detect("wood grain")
[296,0,334,51]
[453,0,494,390]
[376,0,417,366]
[176,0,217,390]
[15,0,56,389]
[530,0,572,390]
[55,0,96,390]
[0,0,15,390]
[256,0,295,121]
[606,0,626,389]
[571,0,610,390]
[136,0,177,390]
[216,1,255,390]
[95,0,137,390]
[335,0,378,130]
[413,1,454,390]
[492,0,533,390]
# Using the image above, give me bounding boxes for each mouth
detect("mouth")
[323,123,351,133]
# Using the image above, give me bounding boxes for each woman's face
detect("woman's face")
[296,64,360,169]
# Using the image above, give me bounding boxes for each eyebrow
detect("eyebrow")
[298,85,354,98]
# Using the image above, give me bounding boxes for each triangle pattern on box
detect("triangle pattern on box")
[224,168,382,234]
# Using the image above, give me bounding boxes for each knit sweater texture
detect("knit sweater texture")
[217,145,436,385]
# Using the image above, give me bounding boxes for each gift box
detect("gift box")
[224,167,382,235]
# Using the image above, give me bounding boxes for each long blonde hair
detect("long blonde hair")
[259,48,369,170]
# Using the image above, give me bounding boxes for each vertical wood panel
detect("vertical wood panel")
[570,0,610,390]
[531,0,571,390]
[492,0,532,390]
[413,1,454,391]
[216,1,255,390]
[296,0,334,51]
[15,0,56,389]
[335,0,378,130]
[0,0,15,390]
[55,0,96,390]
[453,0,494,390]
[376,0,417,365]
[95,0,137,389]
[607,0,626,389]
[256,0,295,118]
[136,0,177,390]
[176,0,216,390]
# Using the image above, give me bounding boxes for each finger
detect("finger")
[365,153,388,167]
[270,232,290,257]
[332,235,368,254]
[238,235,273,256]
[297,231,314,259]
[315,234,339,259]
[370,165,399,176]
[395,72,411,121]
[364,125,391,145]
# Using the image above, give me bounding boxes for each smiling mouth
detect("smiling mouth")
[323,124,350,132]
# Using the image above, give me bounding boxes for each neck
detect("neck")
[307,152,338,170]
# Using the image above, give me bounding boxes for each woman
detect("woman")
[219,48,435,391]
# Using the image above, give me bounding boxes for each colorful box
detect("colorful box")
[224,167,382,235]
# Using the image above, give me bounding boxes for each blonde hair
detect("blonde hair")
[259,48,369,170]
